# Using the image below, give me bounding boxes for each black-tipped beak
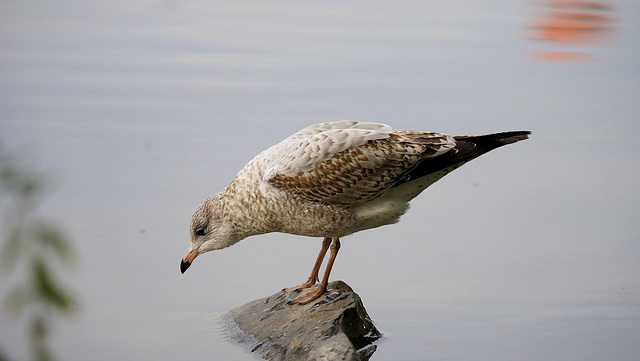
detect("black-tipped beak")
[181,249,199,274]
[180,259,191,274]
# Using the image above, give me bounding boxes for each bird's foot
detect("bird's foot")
[283,278,317,293]
[288,284,327,305]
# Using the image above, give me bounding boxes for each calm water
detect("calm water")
[1,1,639,360]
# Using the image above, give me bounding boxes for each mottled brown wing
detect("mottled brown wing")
[268,131,454,206]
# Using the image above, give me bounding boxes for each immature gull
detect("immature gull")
[181,120,530,304]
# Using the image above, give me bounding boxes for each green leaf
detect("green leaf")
[0,224,24,271]
[32,259,74,313]
[0,164,43,198]
[36,222,74,263]
[30,316,53,361]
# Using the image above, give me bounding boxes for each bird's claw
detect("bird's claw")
[287,284,327,305]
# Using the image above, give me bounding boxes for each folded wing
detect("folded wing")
[265,121,456,206]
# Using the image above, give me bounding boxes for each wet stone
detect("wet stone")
[224,281,381,361]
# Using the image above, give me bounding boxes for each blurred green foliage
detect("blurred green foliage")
[1,141,77,361]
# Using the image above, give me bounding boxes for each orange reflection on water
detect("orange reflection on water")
[531,50,591,62]
[528,0,615,61]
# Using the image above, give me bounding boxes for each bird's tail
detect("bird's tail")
[406,130,531,181]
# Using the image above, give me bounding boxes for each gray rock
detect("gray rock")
[224,280,381,361]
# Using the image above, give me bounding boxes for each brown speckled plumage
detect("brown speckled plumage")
[269,131,453,206]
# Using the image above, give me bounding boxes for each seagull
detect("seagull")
[180,120,530,304]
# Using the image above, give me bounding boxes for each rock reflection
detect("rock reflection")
[527,0,616,61]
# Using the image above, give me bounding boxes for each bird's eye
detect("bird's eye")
[195,228,206,236]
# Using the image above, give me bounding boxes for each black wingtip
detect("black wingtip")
[404,130,531,182]
[455,130,532,145]
[497,130,531,144]
[180,259,191,274]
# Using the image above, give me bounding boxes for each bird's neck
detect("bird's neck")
[219,174,280,239]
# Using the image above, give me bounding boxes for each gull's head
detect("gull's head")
[180,194,233,274]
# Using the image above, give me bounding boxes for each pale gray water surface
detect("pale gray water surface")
[1,1,639,360]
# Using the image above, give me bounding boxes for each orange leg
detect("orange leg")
[290,238,340,305]
[284,237,332,292]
